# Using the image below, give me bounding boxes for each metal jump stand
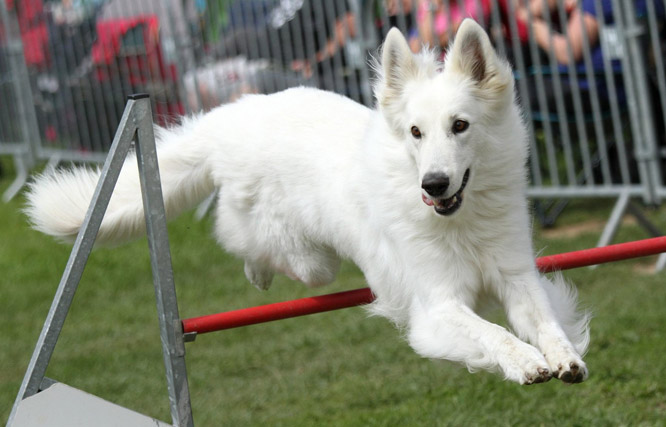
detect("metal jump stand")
[8,95,194,426]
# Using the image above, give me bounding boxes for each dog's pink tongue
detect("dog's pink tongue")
[422,194,434,206]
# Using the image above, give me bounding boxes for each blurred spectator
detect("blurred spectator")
[272,1,356,75]
[415,0,491,54]
[41,0,101,143]
[516,0,665,68]
[384,0,420,52]
[270,0,360,97]
[46,0,101,77]
[214,0,272,60]
[213,0,357,82]
[514,1,665,112]
[511,0,607,119]
[186,0,364,108]
[4,0,49,69]
[515,0,597,66]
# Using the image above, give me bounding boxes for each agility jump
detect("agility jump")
[182,236,666,335]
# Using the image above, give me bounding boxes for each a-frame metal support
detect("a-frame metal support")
[8,94,193,426]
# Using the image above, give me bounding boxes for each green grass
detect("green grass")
[1,155,665,426]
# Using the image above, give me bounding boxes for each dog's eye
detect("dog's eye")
[411,126,422,139]
[452,120,469,134]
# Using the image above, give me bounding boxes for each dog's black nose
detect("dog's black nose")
[421,173,450,197]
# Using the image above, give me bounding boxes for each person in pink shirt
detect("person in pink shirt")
[415,0,491,54]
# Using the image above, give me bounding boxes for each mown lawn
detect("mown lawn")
[1,155,665,426]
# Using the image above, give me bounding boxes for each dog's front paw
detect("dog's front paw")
[544,347,588,384]
[499,341,553,385]
[522,366,552,385]
[554,360,587,383]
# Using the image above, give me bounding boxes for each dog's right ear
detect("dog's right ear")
[377,28,418,109]
[382,28,418,87]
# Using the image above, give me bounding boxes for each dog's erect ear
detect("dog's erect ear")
[382,28,418,86]
[378,28,418,109]
[450,20,488,82]
[375,28,422,131]
[448,19,512,94]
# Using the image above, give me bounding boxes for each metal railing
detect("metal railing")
[0,0,38,201]
[1,0,664,219]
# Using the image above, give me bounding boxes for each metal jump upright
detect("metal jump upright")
[8,94,194,426]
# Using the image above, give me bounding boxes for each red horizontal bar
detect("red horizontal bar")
[183,288,375,334]
[536,236,666,272]
[182,236,666,335]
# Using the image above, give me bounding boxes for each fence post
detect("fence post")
[618,1,662,205]
[0,0,39,201]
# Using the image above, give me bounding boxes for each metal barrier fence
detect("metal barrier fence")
[1,1,665,220]
[0,0,38,201]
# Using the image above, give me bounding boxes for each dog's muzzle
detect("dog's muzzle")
[421,169,470,216]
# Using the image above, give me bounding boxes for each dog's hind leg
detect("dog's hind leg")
[283,245,341,288]
[244,260,275,291]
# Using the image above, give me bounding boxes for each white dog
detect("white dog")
[26,20,589,384]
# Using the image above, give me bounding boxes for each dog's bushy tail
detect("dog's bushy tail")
[542,273,591,355]
[25,118,215,246]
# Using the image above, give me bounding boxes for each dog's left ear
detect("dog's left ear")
[448,19,513,95]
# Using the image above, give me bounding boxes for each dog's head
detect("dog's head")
[375,20,517,217]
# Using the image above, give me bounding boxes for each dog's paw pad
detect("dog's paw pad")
[557,362,587,384]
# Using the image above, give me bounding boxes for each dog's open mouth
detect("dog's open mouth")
[422,169,470,216]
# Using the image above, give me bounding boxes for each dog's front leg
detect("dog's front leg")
[500,272,589,383]
[407,295,552,384]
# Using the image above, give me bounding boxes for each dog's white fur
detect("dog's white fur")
[25,20,589,384]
